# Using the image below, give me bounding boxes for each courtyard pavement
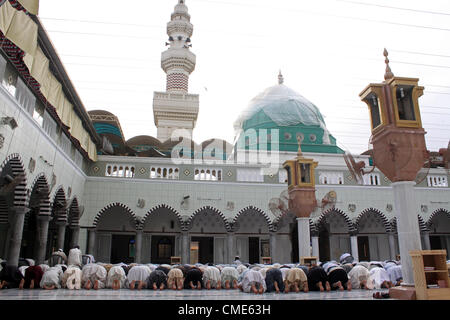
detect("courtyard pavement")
[0,287,391,300]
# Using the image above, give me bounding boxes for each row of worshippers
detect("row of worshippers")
[1,252,403,293]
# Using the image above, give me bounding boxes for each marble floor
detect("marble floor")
[0,288,391,300]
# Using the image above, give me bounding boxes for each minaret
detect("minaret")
[153,0,199,142]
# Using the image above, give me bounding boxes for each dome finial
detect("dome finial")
[278,70,284,85]
[383,48,394,81]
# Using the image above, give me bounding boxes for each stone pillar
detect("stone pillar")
[35,215,51,265]
[135,230,143,263]
[87,229,96,256]
[422,232,431,251]
[69,226,80,249]
[350,235,359,262]
[227,233,235,263]
[392,181,422,286]
[56,222,67,251]
[181,231,189,264]
[389,233,397,260]
[3,224,12,260]
[297,218,311,261]
[6,207,29,267]
[311,236,320,259]
[270,232,277,263]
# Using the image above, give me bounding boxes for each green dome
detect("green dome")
[234,81,343,154]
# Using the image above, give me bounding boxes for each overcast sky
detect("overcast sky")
[38,0,450,154]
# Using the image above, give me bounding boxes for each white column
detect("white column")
[297,218,311,262]
[422,232,431,250]
[311,236,319,259]
[350,235,359,262]
[270,232,277,263]
[87,229,96,256]
[392,181,422,286]
[227,233,235,263]
[181,232,189,264]
[135,230,143,263]
[389,233,397,260]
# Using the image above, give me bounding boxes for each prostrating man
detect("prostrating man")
[19,265,44,289]
[348,264,373,290]
[167,267,184,290]
[0,263,24,289]
[220,266,239,289]
[81,263,107,290]
[40,265,65,290]
[307,265,331,292]
[147,269,168,290]
[265,268,285,293]
[127,265,151,290]
[284,267,309,293]
[323,261,352,291]
[238,268,266,294]
[106,265,127,290]
[62,265,82,290]
[203,266,222,290]
[184,266,203,290]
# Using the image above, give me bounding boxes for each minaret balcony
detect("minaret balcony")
[161,50,196,74]
[167,20,193,37]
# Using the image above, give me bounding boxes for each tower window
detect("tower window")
[396,86,416,121]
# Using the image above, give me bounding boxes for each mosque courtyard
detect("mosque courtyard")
[0,287,390,300]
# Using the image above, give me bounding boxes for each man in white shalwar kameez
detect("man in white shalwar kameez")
[348,264,373,290]
[106,265,127,290]
[62,266,82,290]
[238,269,266,294]
[220,266,239,289]
[40,265,65,290]
[127,265,151,290]
[67,246,82,268]
[203,266,222,290]
[81,263,107,290]
[368,266,393,289]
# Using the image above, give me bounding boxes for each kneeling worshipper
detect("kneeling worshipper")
[348,264,373,290]
[238,268,266,294]
[127,265,151,290]
[147,269,168,290]
[384,261,403,286]
[40,265,65,290]
[67,246,83,268]
[203,266,222,290]
[265,268,285,293]
[368,265,393,289]
[19,265,44,289]
[81,263,107,290]
[184,266,204,290]
[106,265,127,290]
[0,263,24,289]
[284,267,309,293]
[61,265,82,290]
[155,265,171,276]
[307,265,331,292]
[323,261,352,291]
[220,266,239,289]
[167,267,184,290]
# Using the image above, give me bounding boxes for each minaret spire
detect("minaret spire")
[383,48,394,81]
[153,1,199,142]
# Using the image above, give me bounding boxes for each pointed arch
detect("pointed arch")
[68,197,81,228]
[0,153,28,208]
[355,208,391,233]
[271,211,296,233]
[93,203,138,231]
[28,173,51,217]
[427,209,450,230]
[142,204,184,232]
[233,206,272,233]
[390,215,429,233]
[52,186,67,224]
[317,208,357,234]
[186,206,230,232]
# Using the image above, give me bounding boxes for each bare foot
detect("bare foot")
[137,281,144,290]
[225,280,230,289]
[30,279,35,289]
[153,282,158,290]
[285,285,290,293]
[217,281,221,290]
[93,280,99,290]
[233,280,238,289]
[44,284,55,290]
[325,282,331,292]
[346,281,352,291]
[251,284,258,294]
[274,281,280,293]
[197,281,202,290]
[318,282,324,292]
[206,280,211,290]
[177,280,183,290]
[160,283,165,290]
[130,280,135,290]
[190,281,195,290]
[294,283,300,293]
[85,280,91,290]
[303,282,309,293]
[19,279,24,290]
[258,286,264,294]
